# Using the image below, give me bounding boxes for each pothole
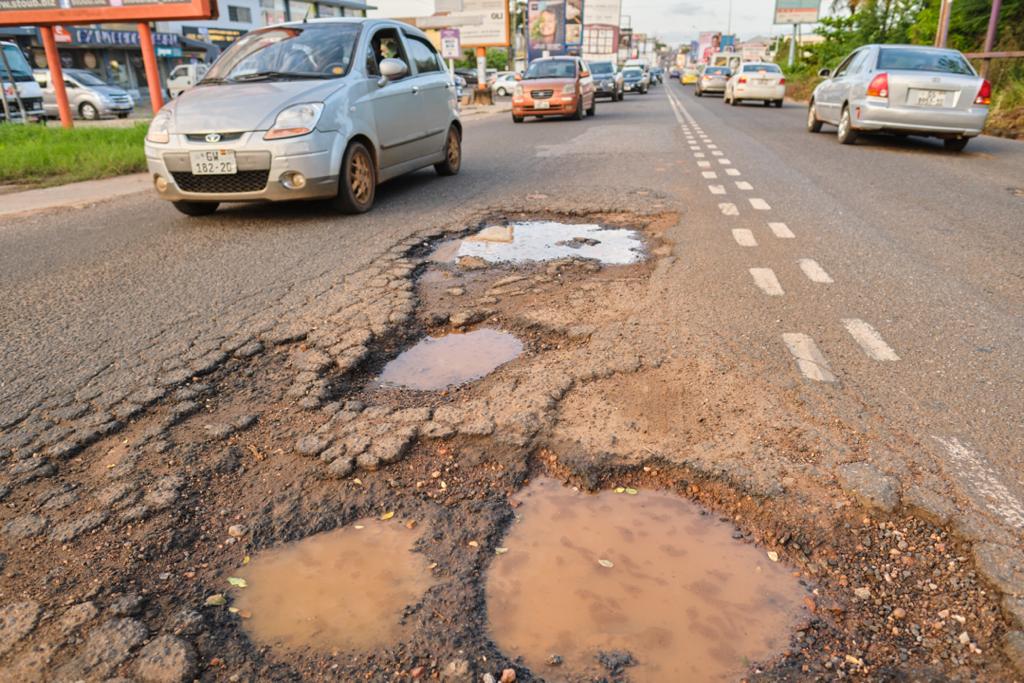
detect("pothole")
[486,477,809,681]
[229,518,434,653]
[439,221,646,266]
[377,328,524,391]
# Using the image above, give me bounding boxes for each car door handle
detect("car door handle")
[411,86,420,94]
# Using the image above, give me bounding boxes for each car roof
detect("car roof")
[263,17,429,40]
[532,56,577,61]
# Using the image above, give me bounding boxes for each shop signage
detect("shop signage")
[71,27,180,47]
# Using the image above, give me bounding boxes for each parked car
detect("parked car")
[681,66,699,85]
[807,44,990,151]
[650,67,664,85]
[724,62,785,107]
[491,72,517,96]
[145,18,462,216]
[588,60,624,101]
[454,67,479,86]
[621,66,649,95]
[166,63,209,99]
[511,56,596,122]
[694,65,731,96]
[1,41,45,123]
[34,68,134,120]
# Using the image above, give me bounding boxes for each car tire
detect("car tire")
[117,113,129,119]
[763,100,771,107]
[775,99,784,108]
[172,201,219,216]
[944,137,969,152]
[731,95,740,106]
[837,105,858,145]
[434,125,461,176]
[333,140,376,214]
[695,88,702,97]
[512,114,524,123]
[79,102,99,120]
[807,100,823,133]
[574,98,585,120]
[586,96,596,117]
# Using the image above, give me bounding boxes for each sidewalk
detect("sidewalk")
[0,173,150,219]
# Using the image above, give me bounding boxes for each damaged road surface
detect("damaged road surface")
[3,89,1024,682]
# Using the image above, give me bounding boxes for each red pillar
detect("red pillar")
[137,22,165,114]
[39,25,72,129]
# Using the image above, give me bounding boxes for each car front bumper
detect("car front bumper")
[145,129,340,203]
[512,95,579,116]
[852,99,987,137]
[595,82,618,97]
[99,102,134,116]
[733,84,785,100]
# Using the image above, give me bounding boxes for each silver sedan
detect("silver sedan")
[807,44,990,151]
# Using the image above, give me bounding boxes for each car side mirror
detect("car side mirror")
[514,73,522,81]
[377,58,408,87]
[818,68,831,77]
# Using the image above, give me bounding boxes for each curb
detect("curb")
[0,173,151,220]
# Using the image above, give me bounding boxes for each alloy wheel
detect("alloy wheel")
[349,148,373,204]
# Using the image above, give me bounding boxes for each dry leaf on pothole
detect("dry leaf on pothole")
[625,488,638,495]
[354,524,365,529]
[227,577,247,588]
[242,555,250,565]
[468,540,479,548]
[495,547,509,555]
[597,559,614,568]
[406,520,417,529]
[428,562,438,570]
[205,594,227,606]
[239,610,252,619]
[614,487,625,493]
[767,551,779,562]
[380,511,395,521]
[352,478,362,486]
[228,607,239,614]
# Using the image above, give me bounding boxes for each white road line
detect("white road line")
[718,158,732,165]
[934,437,1024,529]
[798,258,833,284]
[702,171,718,179]
[749,268,784,296]
[706,143,718,149]
[719,202,739,216]
[735,181,753,191]
[694,152,706,158]
[711,150,724,156]
[842,319,900,361]
[768,222,795,238]
[689,145,701,150]
[725,168,741,176]
[709,185,726,195]
[732,229,757,247]
[749,198,771,210]
[782,333,837,383]
[698,160,712,168]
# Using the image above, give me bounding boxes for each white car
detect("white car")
[724,62,786,108]
[491,72,517,96]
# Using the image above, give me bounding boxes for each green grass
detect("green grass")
[0,123,149,187]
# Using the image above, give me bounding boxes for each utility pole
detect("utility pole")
[935,0,953,48]
[727,0,733,35]
[980,0,1003,77]
[787,23,796,67]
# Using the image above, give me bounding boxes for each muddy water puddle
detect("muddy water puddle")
[440,221,645,266]
[230,519,433,653]
[378,328,523,391]
[487,478,808,681]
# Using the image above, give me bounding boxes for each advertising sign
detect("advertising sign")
[774,0,820,24]
[564,0,582,46]
[445,0,509,48]
[585,0,618,26]
[0,0,215,25]
[528,0,564,55]
[181,25,244,47]
[440,27,461,59]
[698,30,721,63]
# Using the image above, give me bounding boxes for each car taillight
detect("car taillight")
[738,76,747,84]
[975,79,991,105]
[779,77,786,85]
[867,72,889,99]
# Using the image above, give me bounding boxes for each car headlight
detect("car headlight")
[514,85,523,97]
[561,84,575,95]
[264,102,324,141]
[146,107,173,144]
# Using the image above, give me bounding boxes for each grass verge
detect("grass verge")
[0,123,149,187]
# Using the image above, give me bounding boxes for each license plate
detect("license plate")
[189,150,236,175]
[535,101,550,110]
[910,89,948,107]
[624,85,632,91]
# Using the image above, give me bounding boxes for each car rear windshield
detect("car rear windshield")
[742,64,780,73]
[590,62,614,74]
[876,48,973,75]
[705,67,730,75]
[205,24,361,81]
[524,60,576,79]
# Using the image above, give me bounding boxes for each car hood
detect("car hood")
[519,77,574,90]
[95,85,130,97]
[623,74,644,81]
[171,79,346,133]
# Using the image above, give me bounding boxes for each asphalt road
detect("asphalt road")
[3,84,1023,540]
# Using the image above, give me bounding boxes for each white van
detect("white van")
[166,63,209,99]
[0,41,45,122]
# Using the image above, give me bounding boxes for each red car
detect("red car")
[512,56,596,122]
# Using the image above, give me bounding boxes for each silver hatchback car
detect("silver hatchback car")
[807,44,990,151]
[145,18,462,216]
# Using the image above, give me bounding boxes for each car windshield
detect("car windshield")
[524,60,575,79]
[590,62,614,75]
[743,64,779,73]
[67,70,108,86]
[1,44,33,81]
[205,24,360,81]
[877,47,973,75]
[623,68,642,77]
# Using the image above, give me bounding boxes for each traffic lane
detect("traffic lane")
[668,83,1024,526]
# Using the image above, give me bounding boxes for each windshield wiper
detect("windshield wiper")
[198,77,227,85]
[230,71,332,82]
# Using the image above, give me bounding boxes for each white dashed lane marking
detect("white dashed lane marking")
[706,143,718,149]
[725,168,741,176]
[782,333,837,383]
[690,145,701,151]
[709,185,726,195]
[702,171,718,179]
[732,229,757,247]
[934,437,1024,529]
[749,268,784,296]
[718,158,732,165]
[798,258,833,284]
[698,160,712,168]
[735,181,753,191]
[694,152,706,158]
[719,202,739,216]
[711,150,724,156]
[842,319,900,361]
[749,198,771,211]
[768,222,795,238]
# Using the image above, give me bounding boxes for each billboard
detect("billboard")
[528,0,564,59]
[0,0,215,25]
[698,31,721,63]
[565,0,582,46]
[582,0,621,60]
[446,0,510,48]
[774,0,820,24]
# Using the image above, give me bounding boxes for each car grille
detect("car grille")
[531,89,553,99]
[109,95,132,106]
[185,132,244,143]
[171,170,269,194]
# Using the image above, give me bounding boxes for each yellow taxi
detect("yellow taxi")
[681,66,699,85]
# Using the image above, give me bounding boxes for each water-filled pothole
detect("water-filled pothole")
[441,221,645,265]
[378,328,523,391]
[487,478,808,681]
[230,519,434,652]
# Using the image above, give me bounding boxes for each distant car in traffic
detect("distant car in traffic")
[589,60,624,101]
[807,44,990,151]
[650,67,664,85]
[621,66,649,95]
[512,56,596,122]
[145,18,462,217]
[34,68,134,120]
[724,62,785,107]
[694,66,731,96]
[1,41,45,123]
[681,66,699,85]
[669,67,681,79]
[491,72,517,96]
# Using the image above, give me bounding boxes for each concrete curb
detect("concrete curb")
[1,173,151,220]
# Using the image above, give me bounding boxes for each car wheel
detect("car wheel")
[763,100,771,107]
[172,201,219,216]
[807,100,823,133]
[117,113,129,119]
[333,140,376,214]
[731,95,740,106]
[512,114,524,123]
[586,96,596,117]
[837,105,858,145]
[695,87,702,97]
[775,99,784,108]
[944,137,969,152]
[79,102,99,120]
[574,98,585,120]
[434,125,461,176]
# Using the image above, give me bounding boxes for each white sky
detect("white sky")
[367,1,822,44]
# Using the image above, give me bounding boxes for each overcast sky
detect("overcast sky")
[367,1,825,44]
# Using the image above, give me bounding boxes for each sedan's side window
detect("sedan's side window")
[848,50,870,74]
[833,52,858,78]
[405,35,441,74]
